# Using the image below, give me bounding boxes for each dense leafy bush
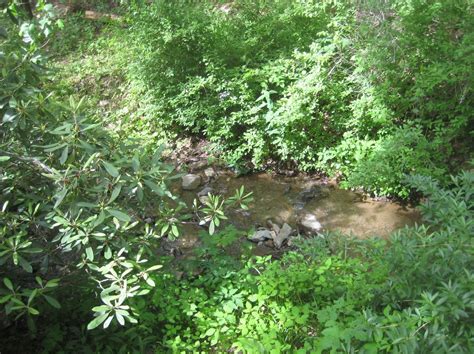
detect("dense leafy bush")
[127,0,473,197]
[0,1,249,344]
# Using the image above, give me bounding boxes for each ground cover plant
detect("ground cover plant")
[0,1,473,353]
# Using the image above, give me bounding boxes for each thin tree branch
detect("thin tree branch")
[0,149,55,174]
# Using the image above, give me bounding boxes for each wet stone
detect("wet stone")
[197,186,213,197]
[300,213,322,234]
[182,174,201,190]
[249,229,273,243]
[273,223,293,249]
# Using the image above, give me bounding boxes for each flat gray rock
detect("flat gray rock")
[249,229,274,243]
[182,174,201,190]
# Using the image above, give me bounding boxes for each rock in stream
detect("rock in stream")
[182,174,202,190]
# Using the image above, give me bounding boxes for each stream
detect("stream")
[166,167,421,257]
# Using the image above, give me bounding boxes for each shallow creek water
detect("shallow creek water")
[171,170,421,254]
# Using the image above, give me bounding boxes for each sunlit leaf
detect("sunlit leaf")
[87,313,109,330]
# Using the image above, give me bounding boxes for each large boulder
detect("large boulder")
[182,174,201,190]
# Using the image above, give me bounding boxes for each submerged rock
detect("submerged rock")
[204,167,217,179]
[197,186,213,197]
[300,213,322,234]
[293,185,329,210]
[199,196,210,205]
[182,174,201,190]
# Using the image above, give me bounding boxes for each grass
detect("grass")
[48,13,172,155]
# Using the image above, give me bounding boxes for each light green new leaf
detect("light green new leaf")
[85,247,94,261]
[209,220,215,235]
[205,328,216,337]
[87,313,109,330]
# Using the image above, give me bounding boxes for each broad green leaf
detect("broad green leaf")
[43,295,61,309]
[107,209,131,222]
[103,161,119,177]
[53,216,69,225]
[54,188,68,209]
[3,278,13,291]
[147,265,163,272]
[35,276,43,286]
[171,224,179,237]
[3,110,17,123]
[205,328,216,337]
[131,156,140,172]
[143,179,164,196]
[87,313,109,330]
[44,142,68,152]
[92,305,111,312]
[104,246,112,260]
[28,307,40,315]
[76,202,98,208]
[209,220,215,235]
[45,279,60,288]
[109,184,122,204]
[145,277,155,287]
[18,255,32,273]
[115,312,125,326]
[0,156,10,162]
[28,289,37,305]
[85,247,94,261]
[59,145,69,165]
[103,315,114,329]
[0,295,11,304]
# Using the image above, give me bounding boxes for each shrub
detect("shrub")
[125,0,472,196]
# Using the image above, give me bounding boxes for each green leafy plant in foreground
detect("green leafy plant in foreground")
[0,3,247,336]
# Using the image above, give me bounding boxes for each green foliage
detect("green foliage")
[25,169,470,353]
[1,1,473,352]
[0,4,252,347]
[125,0,472,197]
[322,125,447,197]
[145,170,474,352]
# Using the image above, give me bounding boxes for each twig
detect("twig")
[0,149,56,175]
